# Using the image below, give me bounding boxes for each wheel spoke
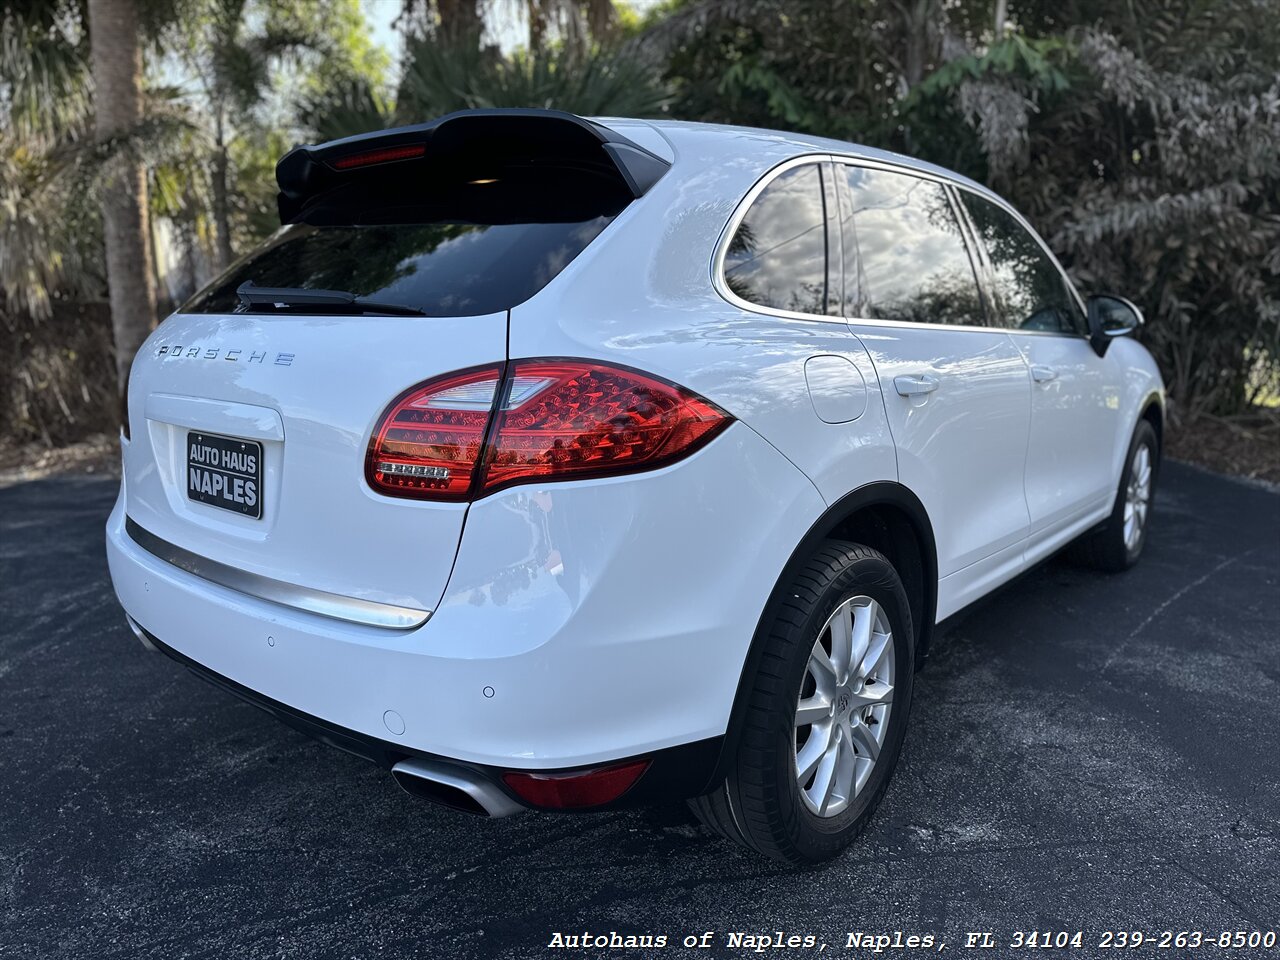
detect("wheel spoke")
[828,602,854,683]
[811,741,840,815]
[832,725,858,804]
[795,725,828,783]
[807,646,838,699]
[848,679,893,710]
[858,629,892,681]
[850,600,876,673]
[795,693,831,727]
[849,717,881,762]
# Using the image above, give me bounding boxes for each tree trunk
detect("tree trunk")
[211,108,234,270]
[902,0,935,89]
[87,0,157,392]
[586,0,616,46]
[528,0,547,54]
[435,0,482,44]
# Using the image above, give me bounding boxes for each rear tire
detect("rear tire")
[691,541,914,865]
[1073,420,1158,572]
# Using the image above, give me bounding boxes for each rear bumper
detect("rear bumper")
[106,422,825,773]
[131,619,721,811]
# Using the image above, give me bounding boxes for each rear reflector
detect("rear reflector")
[502,759,650,809]
[366,360,732,502]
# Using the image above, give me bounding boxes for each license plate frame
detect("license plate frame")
[186,431,264,519]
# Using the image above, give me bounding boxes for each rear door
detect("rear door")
[835,162,1033,587]
[955,189,1122,537]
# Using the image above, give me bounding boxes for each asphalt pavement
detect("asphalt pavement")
[2,462,1278,959]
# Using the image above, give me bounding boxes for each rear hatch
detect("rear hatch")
[123,110,669,621]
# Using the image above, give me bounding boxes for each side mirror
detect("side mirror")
[1087,294,1144,357]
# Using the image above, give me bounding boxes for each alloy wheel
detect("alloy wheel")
[794,595,895,818]
[1124,443,1153,551]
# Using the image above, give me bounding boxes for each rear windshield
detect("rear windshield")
[180,218,613,317]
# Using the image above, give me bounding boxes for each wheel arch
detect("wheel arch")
[1139,392,1164,455]
[706,481,938,790]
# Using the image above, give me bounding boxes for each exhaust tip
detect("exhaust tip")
[391,758,524,818]
[125,616,159,652]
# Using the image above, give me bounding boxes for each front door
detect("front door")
[956,190,1122,538]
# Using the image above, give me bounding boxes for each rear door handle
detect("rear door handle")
[893,374,940,397]
[1031,365,1059,383]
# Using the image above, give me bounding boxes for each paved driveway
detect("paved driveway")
[2,462,1277,958]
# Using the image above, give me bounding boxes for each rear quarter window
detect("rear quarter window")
[722,163,834,317]
[181,218,614,318]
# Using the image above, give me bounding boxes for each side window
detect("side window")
[842,166,985,326]
[723,163,831,316]
[959,192,1086,335]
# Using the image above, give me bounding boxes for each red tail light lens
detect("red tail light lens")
[331,143,426,170]
[502,759,650,809]
[367,360,732,501]
[365,366,502,501]
[484,361,731,494]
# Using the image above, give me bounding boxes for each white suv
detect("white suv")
[107,109,1164,864]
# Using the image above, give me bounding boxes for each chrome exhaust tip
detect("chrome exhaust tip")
[391,758,524,818]
[125,615,159,652]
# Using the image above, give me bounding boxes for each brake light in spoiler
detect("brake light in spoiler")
[330,143,427,170]
[274,108,671,224]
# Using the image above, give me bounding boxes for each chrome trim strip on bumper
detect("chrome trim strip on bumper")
[123,517,431,630]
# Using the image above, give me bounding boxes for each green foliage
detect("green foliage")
[0,1,92,140]
[395,34,670,122]
[914,34,1073,98]
[659,0,1280,417]
[4,0,1277,440]
[299,75,394,142]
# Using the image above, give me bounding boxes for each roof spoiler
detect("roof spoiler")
[275,108,670,224]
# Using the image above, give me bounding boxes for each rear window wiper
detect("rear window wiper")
[236,281,426,317]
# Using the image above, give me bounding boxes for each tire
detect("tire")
[1072,420,1159,572]
[691,540,915,865]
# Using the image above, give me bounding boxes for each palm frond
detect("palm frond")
[395,34,671,123]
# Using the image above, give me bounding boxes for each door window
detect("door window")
[723,163,833,316]
[958,192,1086,335]
[842,166,985,326]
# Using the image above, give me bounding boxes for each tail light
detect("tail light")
[502,759,650,809]
[366,366,502,501]
[366,360,731,501]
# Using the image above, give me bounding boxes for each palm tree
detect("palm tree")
[396,34,669,123]
[87,0,158,389]
[175,0,291,269]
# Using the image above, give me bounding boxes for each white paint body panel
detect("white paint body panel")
[107,118,1164,772]
[108,424,824,766]
[852,324,1033,576]
[123,311,506,612]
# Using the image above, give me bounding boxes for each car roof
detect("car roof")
[593,116,1003,207]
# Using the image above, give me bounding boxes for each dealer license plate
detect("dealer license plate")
[186,431,264,519]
